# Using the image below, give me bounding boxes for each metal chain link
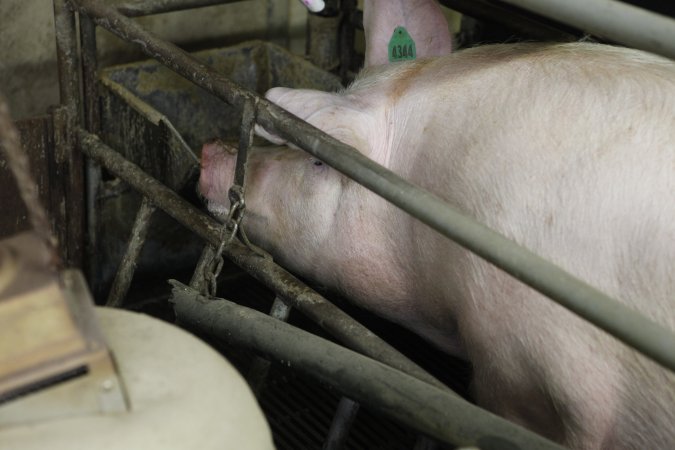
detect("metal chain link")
[204,186,244,297]
[203,184,272,297]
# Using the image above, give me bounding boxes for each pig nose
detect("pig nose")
[198,140,238,200]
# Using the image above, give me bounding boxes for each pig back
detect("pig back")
[348,43,674,448]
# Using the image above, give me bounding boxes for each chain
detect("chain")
[202,98,272,296]
[0,93,61,269]
[203,184,272,297]
[205,186,244,297]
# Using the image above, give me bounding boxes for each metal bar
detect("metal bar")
[106,197,157,307]
[323,397,360,450]
[115,0,243,17]
[248,296,292,395]
[80,14,103,289]
[497,0,675,59]
[170,281,567,450]
[77,127,448,390]
[189,245,217,293]
[438,0,578,42]
[339,0,358,81]
[307,7,341,72]
[71,0,253,108]
[80,16,99,134]
[54,0,85,268]
[235,99,257,190]
[70,0,675,372]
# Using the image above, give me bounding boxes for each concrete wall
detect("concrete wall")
[0,0,307,120]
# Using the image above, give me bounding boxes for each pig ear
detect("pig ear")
[257,87,374,159]
[256,87,341,146]
[364,0,452,68]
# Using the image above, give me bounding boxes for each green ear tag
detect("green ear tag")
[388,26,417,62]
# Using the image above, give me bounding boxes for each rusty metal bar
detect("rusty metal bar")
[115,0,243,17]
[189,245,217,293]
[170,281,567,450]
[70,0,675,373]
[79,14,103,287]
[307,6,341,72]
[54,0,85,268]
[80,16,99,134]
[77,127,448,391]
[235,99,257,192]
[106,197,157,308]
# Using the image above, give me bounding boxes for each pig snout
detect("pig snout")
[199,140,238,215]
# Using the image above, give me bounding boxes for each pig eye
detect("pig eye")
[312,160,324,167]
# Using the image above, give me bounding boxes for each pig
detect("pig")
[200,41,675,449]
[200,2,673,447]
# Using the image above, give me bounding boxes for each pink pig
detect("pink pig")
[200,1,675,448]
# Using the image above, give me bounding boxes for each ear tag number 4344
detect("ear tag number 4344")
[388,26,417,62]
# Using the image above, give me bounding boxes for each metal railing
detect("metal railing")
[53,0,675,448]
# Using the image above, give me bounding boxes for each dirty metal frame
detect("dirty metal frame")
[170,280,567,450]
[68,0,675,371]
[54,0,675,447]
[78,128,559,449]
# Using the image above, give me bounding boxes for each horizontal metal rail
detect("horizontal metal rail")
[115,0,242,17]
[77,128,448,391]
[171,281,567,450]
[498,0,675,59]
[72,0,675,373]
[438,0,579,42]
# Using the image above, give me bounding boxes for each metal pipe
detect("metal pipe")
[106,197,157,307]
[170,281,567,450]
[307,9,342,72]
[235,99,257,190]
[80,14,103,289]
[70,0,675,372]
[438,0,578,42]
[71,0,253,108]
[54,0,85,268]
[115,0,243,17]
[497,0,675,59]
[248,295,292,395]
[189,244,217,293]
[77,127,448,390]
[323,397,360,450]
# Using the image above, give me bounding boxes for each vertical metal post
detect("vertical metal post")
[339,0,357,82]
[323,397,360,450]
[306,1,341,72]
[80,14,103,290]
[105,197,157,307]
[247,296,292,395]
[190,245,218,294]
[53,0,85,268]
